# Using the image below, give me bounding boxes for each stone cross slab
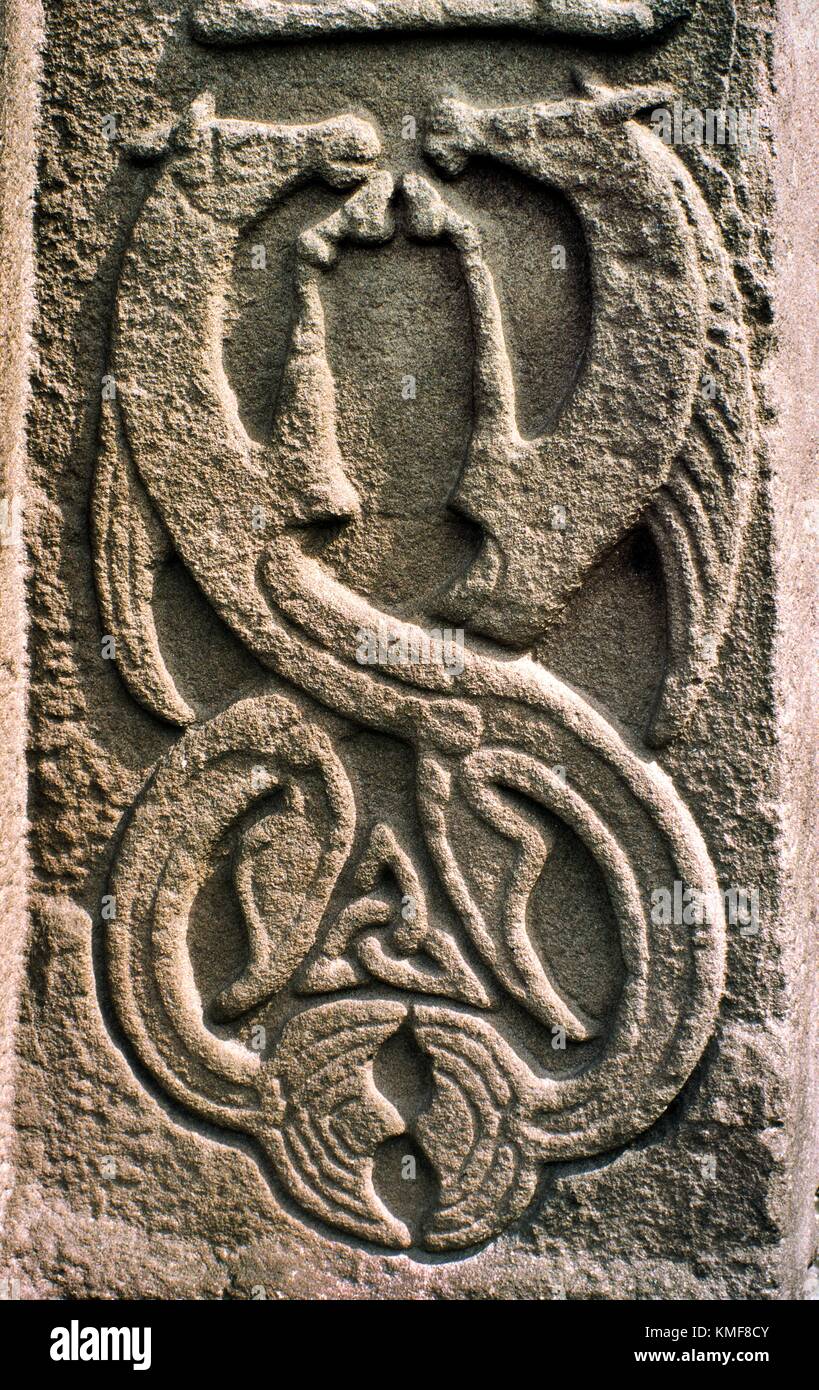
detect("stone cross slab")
[0,0,815,1299]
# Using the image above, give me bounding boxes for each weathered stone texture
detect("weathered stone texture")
[0,0,816,1298]
[0,0,41,1252]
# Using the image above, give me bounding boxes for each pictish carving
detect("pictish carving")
[190,0,691,46]
[96,78,752,1249]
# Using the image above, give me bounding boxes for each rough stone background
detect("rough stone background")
[0,0,40,1266]
[0,0,816,1298]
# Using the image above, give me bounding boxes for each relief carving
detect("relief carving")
[92,82,756,1250]
[190,0,692,45]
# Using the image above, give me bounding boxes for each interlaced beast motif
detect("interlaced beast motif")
[94,82,753,1250]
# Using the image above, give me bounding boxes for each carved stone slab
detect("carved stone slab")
[0,0,816,1298]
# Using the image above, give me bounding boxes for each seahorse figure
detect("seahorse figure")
[97,87,750,1249]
